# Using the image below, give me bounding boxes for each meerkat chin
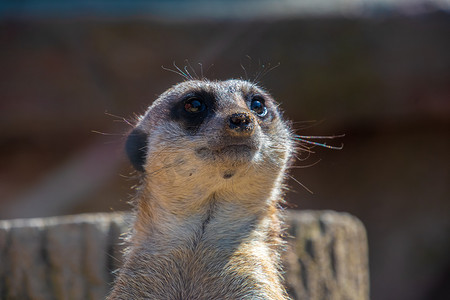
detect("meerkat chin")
[108,79,294,300]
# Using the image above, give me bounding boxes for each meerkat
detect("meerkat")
[107,79,294,300]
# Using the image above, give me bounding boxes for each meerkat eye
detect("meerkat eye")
[184,97,206,113]
[250,96,267,117]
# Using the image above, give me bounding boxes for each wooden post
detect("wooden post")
[0,211,369,300]
[284,210,369,300]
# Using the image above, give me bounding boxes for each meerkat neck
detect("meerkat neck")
[131,190,279,253]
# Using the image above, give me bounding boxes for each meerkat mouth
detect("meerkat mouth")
[220,144,252,153]
[195,143,258,163]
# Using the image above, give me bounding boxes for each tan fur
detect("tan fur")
[108,79,293,299]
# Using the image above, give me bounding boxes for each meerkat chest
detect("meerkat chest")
[123,237,276,299]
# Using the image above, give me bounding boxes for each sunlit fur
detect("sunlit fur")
[108,79,294,299]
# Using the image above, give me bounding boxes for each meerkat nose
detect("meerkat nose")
[227,112,255,135]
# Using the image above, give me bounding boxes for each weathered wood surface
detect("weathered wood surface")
[0,210,369,300]
[284,211,369,300]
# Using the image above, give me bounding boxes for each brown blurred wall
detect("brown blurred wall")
[0,12,449,300]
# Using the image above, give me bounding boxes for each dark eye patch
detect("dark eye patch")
[170,91,216,133]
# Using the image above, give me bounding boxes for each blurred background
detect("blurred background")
[0,0,449,299]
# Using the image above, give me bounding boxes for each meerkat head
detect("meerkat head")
[125,79,293,202]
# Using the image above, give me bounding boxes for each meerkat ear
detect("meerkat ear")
[125,128,148,172]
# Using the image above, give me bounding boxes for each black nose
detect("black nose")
[228,113,254,134]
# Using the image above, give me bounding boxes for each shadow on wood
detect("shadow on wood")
[0,210,369,300]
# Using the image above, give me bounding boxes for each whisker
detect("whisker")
[185,59,199,80]
[173,61,189,79]
[240,59,248,81]
[294,152,311,162]
[91,130,126,137]
[294,134,345,140]
[291,120,325,130]
[290,159,322,169]
[184,65,194,80]
[294,138,344,150]
[293,144,316,154]
[161,62,190,80]
[104,112,135,127]
[198,62,204,79]
[288,174,313,194]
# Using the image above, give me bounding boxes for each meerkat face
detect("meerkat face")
[126,79,292,194]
